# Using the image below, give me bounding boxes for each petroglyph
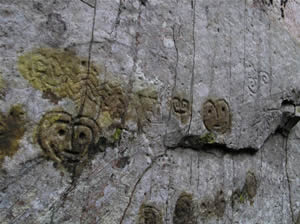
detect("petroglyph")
[138,204,163,224]
[172,93,191,123]
[202,99,231,133]
[247,70,271,99]
[19,48,159,134]
[38,111,100,166]
[173,193,196,224]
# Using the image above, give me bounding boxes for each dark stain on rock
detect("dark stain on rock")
[42,13,67,46]
[112,156,130,169]
[0,105,26,165]
[214,190,226,217]
[42,88,62,104]
[173,192,196,224]
[46,13,67,35]
[296,211,300,224]
[33,2,43,12]
[232,171,258,206]
[200,190,226,218]
[139,0,148,6]
[280,0,288,18]
[244,171,257,199]
[0,75,6,99]
[138,204,163,224]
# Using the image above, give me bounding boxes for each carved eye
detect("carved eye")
[58,129,66,136]
[204,102,216,116]
[50,143,55,149]
[216,100,229,116]
[182,99,189,109]
[73,125,93,146]
[79,132,86,140]
[53,123,69,138]
[72,116,100,147]
[172,97,182,112]
[173,98,180,105]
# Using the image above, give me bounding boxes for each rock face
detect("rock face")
[0,0,300,223]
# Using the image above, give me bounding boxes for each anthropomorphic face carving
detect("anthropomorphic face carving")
[173,97,190,115]
[172,94,191,123]
[138,204,163,224]
[38,111,100,165]
[173,193,196,224]
[203,99,231,133]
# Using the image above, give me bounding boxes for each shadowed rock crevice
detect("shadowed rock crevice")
[277,102,300,137]
[169,134,257,155]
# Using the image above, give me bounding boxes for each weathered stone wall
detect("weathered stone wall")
[0,0,300,223]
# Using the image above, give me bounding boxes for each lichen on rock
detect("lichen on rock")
[126,87,159,132]
[18,48,101,113]
[0,73,6,98]
[18,48,159,135]
[0,104,26,165]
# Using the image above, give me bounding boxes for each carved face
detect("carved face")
[138,204,163,224]
[173,193,195,224]
[172,97,190,115]
[38,111,100,164]
[203,99,231,133]
[172,95,191,123]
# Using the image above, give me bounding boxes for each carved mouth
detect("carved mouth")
[60,150,81,162]
[177,109,187,114]
[213,125,222,130]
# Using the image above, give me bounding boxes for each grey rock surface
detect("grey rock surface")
[0,0,300,223]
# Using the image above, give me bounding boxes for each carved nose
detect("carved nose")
[62,140,72,152]
[71,143,87,153]
[60,140,81,162]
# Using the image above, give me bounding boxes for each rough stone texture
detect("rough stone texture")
[0,0,300,223]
